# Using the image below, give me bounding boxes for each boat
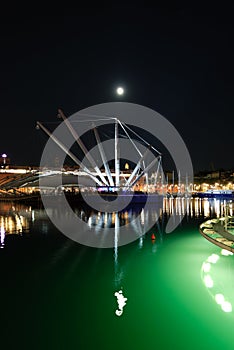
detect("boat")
[67,189,163,206]
[193,189,234,199]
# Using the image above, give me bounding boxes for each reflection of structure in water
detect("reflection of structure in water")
[0,202,30,237]
[0,198,233,242]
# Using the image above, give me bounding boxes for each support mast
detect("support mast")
[93,124,115,187]
[58,109,109,186]
[115,119,120,188]
[36,121,104,187]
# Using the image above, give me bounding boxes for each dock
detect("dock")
[199,217,234,252]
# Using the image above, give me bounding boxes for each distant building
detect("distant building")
[205,171,220,179]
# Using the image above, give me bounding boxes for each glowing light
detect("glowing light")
[207,254,219,264]
[32,210,35,222]
[210,219,219,224]
[114,290,127,317]
[138,236,143,249]
[115,309,123,316]
[0,168,28,174]
[215,293,225,305]
[202,262,211,273]
[221,301,232,313]
[87,217,92,228]
[116,87,124,95]
[221,249,233,256]
[124,162,129,170]
[202,253,233,314]
[0,226,5,248]
[204,275,214,288]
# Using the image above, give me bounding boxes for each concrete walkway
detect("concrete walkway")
[213,221,234,241]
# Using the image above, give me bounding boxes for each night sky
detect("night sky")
[0,5,234,172]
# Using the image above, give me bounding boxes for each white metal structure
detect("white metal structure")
[36,110,162,191]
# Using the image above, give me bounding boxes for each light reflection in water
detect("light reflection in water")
[0,226,5,248]
[203,199,210,218]
[0,197,233,248]
[201,250,234,313]
[0,203,31,248]
[1,198,234,317]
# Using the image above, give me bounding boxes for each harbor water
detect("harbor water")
[1,197,234,350]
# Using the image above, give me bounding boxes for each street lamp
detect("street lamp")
[1,154,7,165]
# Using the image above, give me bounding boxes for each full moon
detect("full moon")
[116,87,124,95]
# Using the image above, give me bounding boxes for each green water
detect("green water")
[1,201,234,350]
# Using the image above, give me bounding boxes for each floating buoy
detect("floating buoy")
[151,233,156,240]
